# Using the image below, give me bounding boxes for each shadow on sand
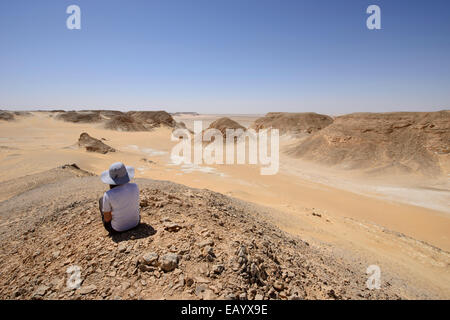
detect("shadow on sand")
[110,222,157,243]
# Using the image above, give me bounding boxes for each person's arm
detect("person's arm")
[102,193,113,223]
[103,211,112,223]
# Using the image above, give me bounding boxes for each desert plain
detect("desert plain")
[0,110,448,299]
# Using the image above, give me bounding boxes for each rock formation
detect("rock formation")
[78,132,115,154]
[287,111,450,176]
[252,112,333,135]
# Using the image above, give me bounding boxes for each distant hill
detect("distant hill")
[251,112,333,135]
[171,112,200,116]
[287,111,450,176]
[53,110,178,132]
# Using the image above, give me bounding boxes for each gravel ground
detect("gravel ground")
[0,165,403,300]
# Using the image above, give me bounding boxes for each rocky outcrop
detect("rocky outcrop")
[287,111,450,176]
[127,111,176,128]
[56,111,103,123]
[0,111,32,122]
[208,117,245,135]
[0,166,401,300]
[78,132,115,154]
[203,117,246,142]
[252,112,333,135]
[54,110,177,132]
[103,115,148,132]
[0,111,15,121]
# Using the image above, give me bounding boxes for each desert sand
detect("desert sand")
[0,111,449,299]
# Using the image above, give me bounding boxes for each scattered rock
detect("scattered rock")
[202,289,216,300]
[164,222,182,232]
[159,253,179,272]
[79,285,97,295]
[142,252,159,266]
[0,173,404,301]
[212,264,225,275]
[194,276,211,284]
[118,243,127,253]
[273,281,284,291]
[254,293,264,300]
[195,284,207,297]
[198,239,214,248]
[32,285,49,299]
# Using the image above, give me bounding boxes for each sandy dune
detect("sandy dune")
[0,112,449,298]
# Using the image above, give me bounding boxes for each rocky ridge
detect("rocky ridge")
[251,112,334,135]
[55,110,177,132]
[287,111,450,176]
[0,166,401,300]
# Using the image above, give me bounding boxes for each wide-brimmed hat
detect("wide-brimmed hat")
[101,162,135,185]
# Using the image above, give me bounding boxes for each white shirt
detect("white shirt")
[102,183,140,232]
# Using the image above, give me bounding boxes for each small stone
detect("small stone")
[225,293,237,300]
[195,284,207,297]
[198,239,214,248]
[203,246,214,256]
[185,277,194,287]
[14,288,26,297]
[160,253,179,272]
[79,284,97,295]
[255,293,264,300]
[173,268,182,275]
[118,243,127,253]
[212,264,224,274]
[32,285,49,298]
[202,289,216,300]
[194,276,210,284]
[164,222,182,232]
[273,281,284,291]
[121,282,131,291]
[142,252,159,266]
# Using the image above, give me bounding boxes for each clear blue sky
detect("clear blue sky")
[0,0,449,114]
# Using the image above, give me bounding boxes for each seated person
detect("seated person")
[99,162,140,233]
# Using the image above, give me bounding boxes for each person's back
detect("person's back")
[99,162,140,234]
[103,182,140,232]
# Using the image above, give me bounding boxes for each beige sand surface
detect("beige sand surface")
[0,112,449,298]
